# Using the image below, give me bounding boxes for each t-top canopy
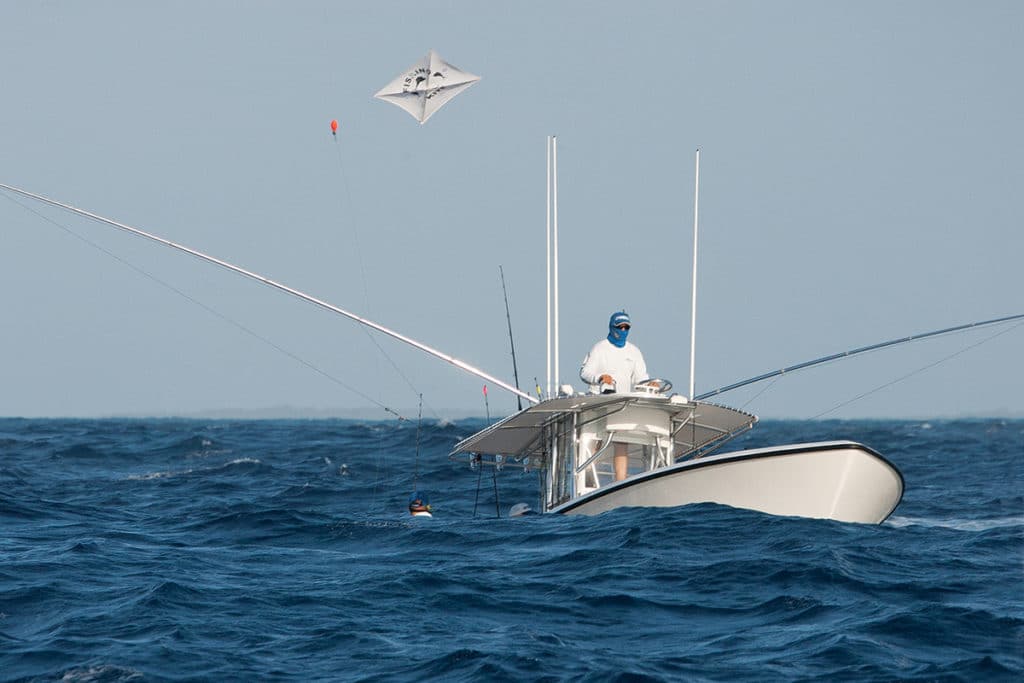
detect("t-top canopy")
[450,394,756,461]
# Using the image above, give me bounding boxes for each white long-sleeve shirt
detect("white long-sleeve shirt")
[579,339,648,393]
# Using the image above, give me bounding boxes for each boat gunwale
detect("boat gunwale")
[550,440,906,520]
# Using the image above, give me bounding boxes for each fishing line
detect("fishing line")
[697,313,1024,401]
[812,320,1024,419]
[473,386,503,517]
[492,466,502,518]
[2,190,408,420]
[332,131,373,325]
[472,454,484,518]
[744,338,957,410]
[332,126,395,507]
[330,128,443,516]
[329,133,441,422]
[482,385,502,517]
[369,423,392,515]
[740,377,780,411]
[412,394,423,492]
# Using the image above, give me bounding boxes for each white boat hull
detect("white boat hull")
[550,441,904,524]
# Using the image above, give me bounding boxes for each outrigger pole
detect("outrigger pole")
[695,313,1024,400]
[552,135,560,396]
[1,182,539,406]
[544,134,562,400]
[545,136,552,399]
[688,148,700,400]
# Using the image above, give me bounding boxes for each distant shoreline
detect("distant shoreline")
[2,411,1022,421]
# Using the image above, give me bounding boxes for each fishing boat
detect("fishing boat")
[449,386,904,523]
[440,142,906,523]
[2,143,1018,524]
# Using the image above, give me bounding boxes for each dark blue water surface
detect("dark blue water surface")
[1,418,1021,682]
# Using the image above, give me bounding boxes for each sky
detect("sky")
[1,1,1021,420]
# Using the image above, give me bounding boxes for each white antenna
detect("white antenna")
[552,135,560,394]
[545,136,552,399]
[689,148,700,400]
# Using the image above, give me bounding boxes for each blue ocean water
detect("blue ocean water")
[0,418,1021,682]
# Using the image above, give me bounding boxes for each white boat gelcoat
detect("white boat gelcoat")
[552,441,904,523]
[451,393,904,524]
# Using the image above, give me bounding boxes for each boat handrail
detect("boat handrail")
[575,432,615,474]
[675,424,756,462]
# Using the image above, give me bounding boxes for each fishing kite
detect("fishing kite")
[373,49,480,124]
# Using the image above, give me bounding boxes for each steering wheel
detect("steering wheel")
[635,378,673,395]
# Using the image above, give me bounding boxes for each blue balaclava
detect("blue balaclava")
[607,311,631,348]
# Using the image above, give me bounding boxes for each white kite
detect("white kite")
[374,49,480,124]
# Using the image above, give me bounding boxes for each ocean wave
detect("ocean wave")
[125,457,263,482]
[888,515,1024,531]
[52,444,109,459]
[2,418,1022,681]
[135,580,205,610]
[58,664,145,683]
[0,497,48,521]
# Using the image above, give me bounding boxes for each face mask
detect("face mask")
[608,325,629,348]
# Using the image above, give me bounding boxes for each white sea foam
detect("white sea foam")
[888,515,1024,531]
[127,468,193,481]
[185,447,233,459]
[223,457,261,466]
[61,664,144,682]
[126,458,259,480]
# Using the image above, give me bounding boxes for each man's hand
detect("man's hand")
[598,374,614,386]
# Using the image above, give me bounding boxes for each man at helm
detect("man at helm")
[580,311,651,481]
[579,311,649,394]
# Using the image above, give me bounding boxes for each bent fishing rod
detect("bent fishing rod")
[695,313,1024,401]
[1,182,539,406]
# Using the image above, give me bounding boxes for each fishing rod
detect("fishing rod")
[695,313,1024,401]
[1,182,539,406]
[499,265,523,412]
[473,386,497,518]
